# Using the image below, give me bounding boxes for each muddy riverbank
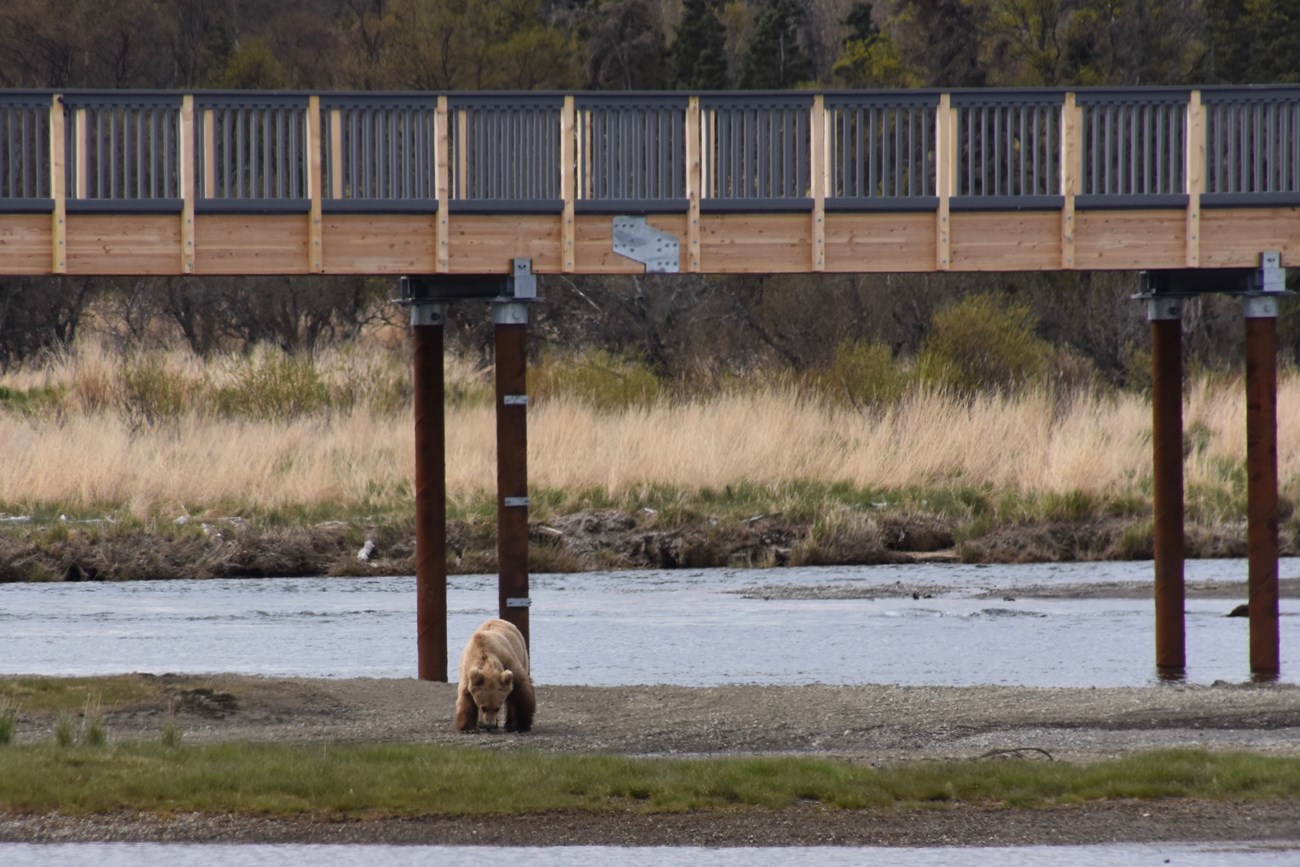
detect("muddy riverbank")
[0,510,1288,582]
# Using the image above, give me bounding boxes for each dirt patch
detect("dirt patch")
[5,675,1300,846]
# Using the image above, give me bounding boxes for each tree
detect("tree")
[889,0,987,87]
[739,0,815,88]
[585,0,671,89]
[832,1,915,87]
[673,0,729,88]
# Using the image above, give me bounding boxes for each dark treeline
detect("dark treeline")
[1,0,1298,385]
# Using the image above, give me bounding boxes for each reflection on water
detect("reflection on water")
[0,841,1296,866]
[0,560,1296,687]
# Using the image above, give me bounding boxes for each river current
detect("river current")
[1,558,1296,686]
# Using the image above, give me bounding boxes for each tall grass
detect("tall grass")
[1,342,1298,525]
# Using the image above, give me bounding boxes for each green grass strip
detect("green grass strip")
[1,745,1297,817]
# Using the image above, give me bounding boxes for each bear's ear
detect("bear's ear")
[500,670,514,688]
[469,669,485,687]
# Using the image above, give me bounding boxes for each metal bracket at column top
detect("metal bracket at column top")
[409,302,447,327]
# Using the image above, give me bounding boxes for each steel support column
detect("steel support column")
[494,301,531,647]
[412,302,449,681]
[1244,293,1280,680]
[1149,297,1186,678]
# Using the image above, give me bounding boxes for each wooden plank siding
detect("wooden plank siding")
[0,88,1297,276]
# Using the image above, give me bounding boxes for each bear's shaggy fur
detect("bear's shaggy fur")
[454,618,534,732]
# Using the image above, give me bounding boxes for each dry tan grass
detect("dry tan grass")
[2,346,1298,521]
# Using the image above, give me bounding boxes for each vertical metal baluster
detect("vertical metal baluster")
[1268,99,1279,193]
[1252,100,1262,194]
[872,106,881,197]
[233,108,244,198]
[348,108,358,199]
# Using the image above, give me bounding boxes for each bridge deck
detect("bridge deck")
[1,87,1298,276]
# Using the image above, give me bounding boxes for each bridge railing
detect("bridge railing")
[3,87,1300,219]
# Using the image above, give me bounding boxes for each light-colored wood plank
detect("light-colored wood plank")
[329,109,343,200]
[810,94,826,272]
[561,96,576,272]
[1060,92,1079,269]
[950,211,1061,270]
[49,94,66,273]
[446,215,562,273]
[685,96,701,272]
[1200,208,1300,267]
[306,95,323,272]
[179,95,195,273]
[194,214,309,274]
[824,212,938,272]
[202,109,216,198]
[698,214,812,273]
[66,215,182,274]
[322,215,438,273]
[934,94,953,270]
[573,214,687,273]
[1074,209,1187,269]
[456,109,468,201]
[0,215,53,274]
[436,96,450,273]
[1185,90,1203,267]
[74,108,87,201]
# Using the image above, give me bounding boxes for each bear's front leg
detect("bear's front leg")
[454,690,479,732]
[505,680,535,733]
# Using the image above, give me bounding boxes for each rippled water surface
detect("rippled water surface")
[2,559,1295,686]
[1,841,1297,866]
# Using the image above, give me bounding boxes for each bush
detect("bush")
[917,292,1052,393]
[213,351,328,421]
[531,349,663,409]
[815,340,909,408]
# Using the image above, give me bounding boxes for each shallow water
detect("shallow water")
[1,559,1296,686]
[1,841,1297,866]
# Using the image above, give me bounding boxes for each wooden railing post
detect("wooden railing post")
[810,94,826,272]
[49,94,65,274]
[686,96,701,272]
[180,95,196,273]
[307,95,324,273]
[1060,92,1079,269]
[1185,90,1204,268]
[561,95,575,273]
[935,93,953,271]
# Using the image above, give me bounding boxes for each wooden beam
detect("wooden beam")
[1185,89,1204,268]
[1060,92,1079,269]
[686,96,701,272]
[810,94,826,272]
[935,93,953,271]
[436,96,450,273]
[179,95,195,273]
[49,94,66,274]
[561,95,575,272]
[307,95,323,272]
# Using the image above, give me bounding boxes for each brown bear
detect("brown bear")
[454,618,534,733]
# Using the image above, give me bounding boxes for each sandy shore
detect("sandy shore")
[4,675,1300,846]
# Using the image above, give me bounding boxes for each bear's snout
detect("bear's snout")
[477,707,502,731]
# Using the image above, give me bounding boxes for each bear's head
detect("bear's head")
[467,661,514,731]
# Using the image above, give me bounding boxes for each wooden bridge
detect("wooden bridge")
[3,86,1292,685]
[1,87,1299,276]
